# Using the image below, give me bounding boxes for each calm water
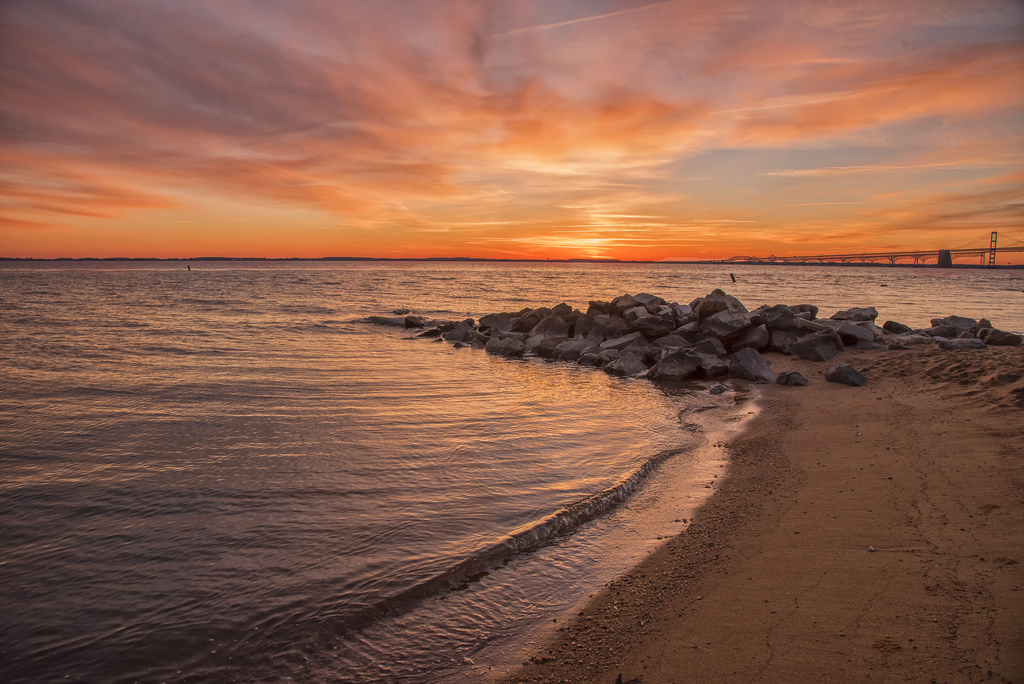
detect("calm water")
[1,261,1021,683]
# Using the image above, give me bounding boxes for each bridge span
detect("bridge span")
[723,232,1024,267]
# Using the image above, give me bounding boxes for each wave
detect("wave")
[332,444,692,637]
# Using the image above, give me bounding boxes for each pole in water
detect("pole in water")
[730,273,736,282]
[187,264,190,271]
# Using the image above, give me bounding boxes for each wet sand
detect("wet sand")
[507,346,1024,683]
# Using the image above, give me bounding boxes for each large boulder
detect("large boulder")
[441,321,478,343]
[529,315,570,339]
[825,363,867,386]
[836,321,876,346]
[978,328,1023,346]
[631,311,677,338]
[939,338,986,350]
[699,354,730,378]
[604,352,648,377]
[690,289,748,320]
[610,294,641,316]
[485,336,525,358]
[730,324,770,352]
[728,348,776,383]
[688,337,728,357]
[768,329,800,355]
[478,312,516,334]
[830,306,878,322]
[600,331,647,351]
[633,293,668,313]
[792,329,844,361]
[646,349,704,381]
[916,324,961,338]
[883,320,913,334]
[931,315,976,332]
[553,339,595,361]
[701,310,753,344]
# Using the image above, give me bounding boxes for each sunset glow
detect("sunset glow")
[1,0,1022,260]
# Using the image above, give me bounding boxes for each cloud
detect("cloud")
[1,0,1022,257]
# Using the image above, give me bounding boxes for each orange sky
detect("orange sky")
[1,0,1022,261]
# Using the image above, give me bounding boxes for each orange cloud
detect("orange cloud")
[1,0,1022,259]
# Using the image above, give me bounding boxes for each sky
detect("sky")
[1,0,1023,261]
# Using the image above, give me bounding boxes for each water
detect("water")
[1,261,1021,683]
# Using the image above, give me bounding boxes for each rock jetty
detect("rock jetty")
[378,290,1021,387]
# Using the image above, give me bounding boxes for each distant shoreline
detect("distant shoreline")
[1,257,1022,270]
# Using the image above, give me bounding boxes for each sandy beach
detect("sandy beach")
[508,345,1024,683]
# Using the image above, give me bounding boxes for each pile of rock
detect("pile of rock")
[387,290,1021,387]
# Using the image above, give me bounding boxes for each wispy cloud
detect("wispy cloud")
[1,0,1022,258]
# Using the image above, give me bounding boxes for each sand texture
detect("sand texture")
[508,346,1024,683]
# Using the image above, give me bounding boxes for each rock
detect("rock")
[825,363,867,386]
[830,306,878,322]
[622,305,648,323]
[404,315,428,328]
[792,329,844,361]
[600,331,647,351]
[550,302,575,318]
[690,289,748,320]
[883,320,913,334]
[610,294,640,316]
[442,321,478,342]
[978,328,1023,346]
[604,352,648,377]
[701,310,753,344]
[631,311,677,338]
[688,338,728,357]
[478,312,516,333]
[652,334,690,349]
[791,304,819,318]
[646,349,704,381]
[939,338,986,350]
[855,340,887,351]
[768,329,800,355]
[777,370,808,386]
[485,336,525,357]
[366,315,407,327]
[572,313,599,339]
[699,353,730,378]
[553,339,594,361]
[709,384,729,395]
[916,324,961,338]
[835,321,876,345]
[930,315,976,332]
[633,293,668,313]
[728,348,776,383]
[730,324,770,352]
[529,315,570,339]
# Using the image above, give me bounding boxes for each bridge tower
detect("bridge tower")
[989,231,998,267]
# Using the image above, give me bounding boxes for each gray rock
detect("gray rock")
[730,324,770,352]
[485,336,525,358]
[553,338,594,361]
[728,348,776,383]
[600,331,647,350]
[646,349,704,381]
[631,312,677,338]
[825,363,867,386]
[916,324,961,338]
[442,321,478,342]
[690,289,748,320]
[610,294,640,316]
[633,292,668,313]
[529,315,570,339]
[404,315,429,328]
[830,306,878,322]
[604,352,648,377]
[652,334,690,349]
[836,321,876,345]
[709,384,729,395]
[688,338,728,357]
[768,329,800,355]
[792,329,844,361]
[939,338,986,350]
[701,310,753,344]
[777,370,808,386]
[699,353,730,378]
[572,313,599,339]
[550,303,575,318]
[883,320,913,334]
[622,305,648,322]
[478,312,516,334]
[931,315,976,332]
[978,328,1023,346]
[855,340,887,351]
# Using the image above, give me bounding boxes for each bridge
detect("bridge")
[723,232,1024,267]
